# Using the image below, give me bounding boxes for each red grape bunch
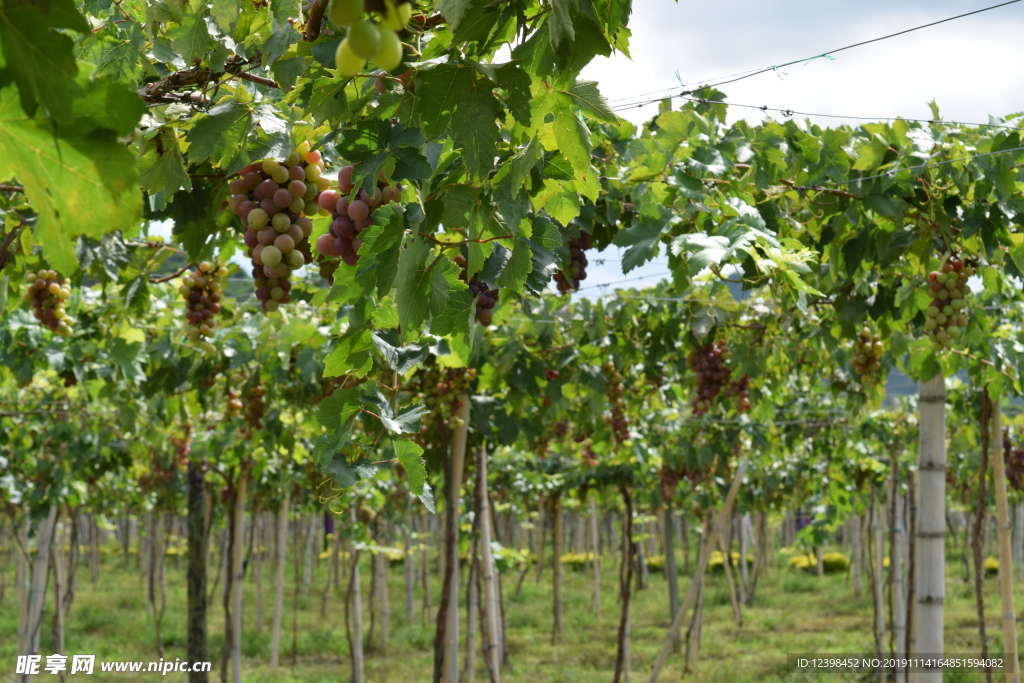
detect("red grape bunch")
[229,141,325,311]
[553,231,592,293]
[851,326,883,382]
[453,254,499,326]
[225,389,243,419]
[180,261,228,341]
[923,255,972,348]
[603,362,629,444]
[725,375,752,413]
[1005,434,1024,492]
[24,269,73,336]
[315,163,402,267]
[688,341,730,415]
[244,384,266,430]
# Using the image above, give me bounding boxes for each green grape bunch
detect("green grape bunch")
[923,255,972,348]
[24,269,73,336]
[181,261,228,341]
[230,141,325,311]
[331,0,410,76]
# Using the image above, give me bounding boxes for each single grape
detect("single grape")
[373,27,403,71]
[261,246,283,268]
[348,20,381,60]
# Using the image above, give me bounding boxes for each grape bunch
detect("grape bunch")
[851,326,883,382]
[923,255,972,348]
[171,423,192,470]
[553,231,592,293]
[229,142,325,311]
[181,262,227,341]
[688,341,730,415]
[453,255,499,326]
[603,362,629,444]
[225,389,243,419]
[315,163,402,267]
[243,384,266,430]
[24,269,72,336]
[331,0,410,75]
[726,375,752,413]
[1005,434,1024,492]
[316,253,340,284]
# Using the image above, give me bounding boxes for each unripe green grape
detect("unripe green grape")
[272,213,291,232]
[261,245,283,268]
[382,0,412,31]
[271,286,285,300]
[306,164,323,182]
[329,0,363,26]
[265,299,280,312]
[347,19,381,60]
[271,166,290,185]
[289,196,305,213]
[248,207,269,228]
[373,27,403,71]
[286,250,305,268]
[336,38,366,76]
[285,152,300,167]
[936,313,947,325]
[261,159,280,176]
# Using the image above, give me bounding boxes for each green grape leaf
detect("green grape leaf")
[0,88,142,273]
[0,0,87,121]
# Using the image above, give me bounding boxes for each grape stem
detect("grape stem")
[947,347,1013,381]
[149,263,193,284]
[779,178,862,199]
[0,183,24,193]
[0,222,26,272]
[139,55,280,105]
[302,0,328,42]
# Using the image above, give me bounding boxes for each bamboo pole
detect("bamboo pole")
[647,458,748,683]
[988,397,1019,682]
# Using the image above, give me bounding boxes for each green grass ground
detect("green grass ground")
[0,542,1015,681]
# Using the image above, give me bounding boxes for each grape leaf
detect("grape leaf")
[0,0,87,121]
[567,80,616,122]
[436,0,473,30]
[406,65,501,178]
[394,234,433,331]
[0,88,142,273]
[394,439,428,499]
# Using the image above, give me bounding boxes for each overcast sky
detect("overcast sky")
[577,0,1024,297]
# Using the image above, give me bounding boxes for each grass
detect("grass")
[0,541,1015,681]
